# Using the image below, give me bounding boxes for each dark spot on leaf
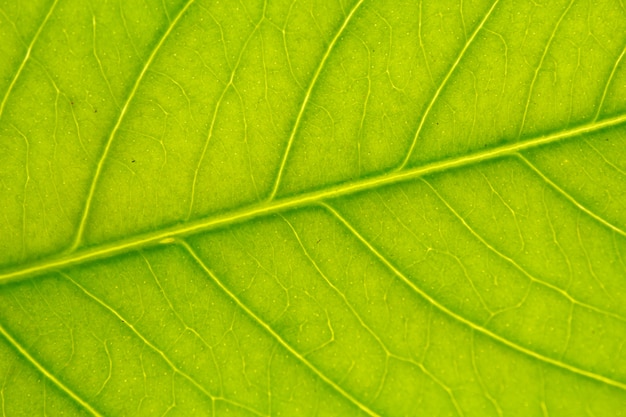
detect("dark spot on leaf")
[131,159,135,163]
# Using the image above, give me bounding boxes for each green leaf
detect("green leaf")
[1,0,625,415]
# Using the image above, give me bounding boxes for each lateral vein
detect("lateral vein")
[70,0,196,251]
[0,0,59,119]
[267,0,366,201]
[0,323,104,416]
[321,202,626,392]
[180,240,382,417]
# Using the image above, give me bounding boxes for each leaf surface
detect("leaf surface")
[1,0,626,415]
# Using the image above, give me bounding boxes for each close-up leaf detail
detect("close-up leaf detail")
[1,0,626,416]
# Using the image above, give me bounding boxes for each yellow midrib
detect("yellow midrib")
[1,112,625,284]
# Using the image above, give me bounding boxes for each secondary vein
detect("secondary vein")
[70,0,196,251]
[321,202,626,392]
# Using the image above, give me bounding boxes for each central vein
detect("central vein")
[1,112,625,284]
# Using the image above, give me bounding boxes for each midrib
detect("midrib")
[1,112,625,283]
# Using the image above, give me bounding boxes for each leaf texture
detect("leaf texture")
[1,0,626,415]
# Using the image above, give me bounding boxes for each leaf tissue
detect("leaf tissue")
[1,0,625,415]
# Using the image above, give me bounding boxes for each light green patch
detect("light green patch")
[1,0,625,415]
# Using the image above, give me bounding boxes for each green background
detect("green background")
[1,0,626,415]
